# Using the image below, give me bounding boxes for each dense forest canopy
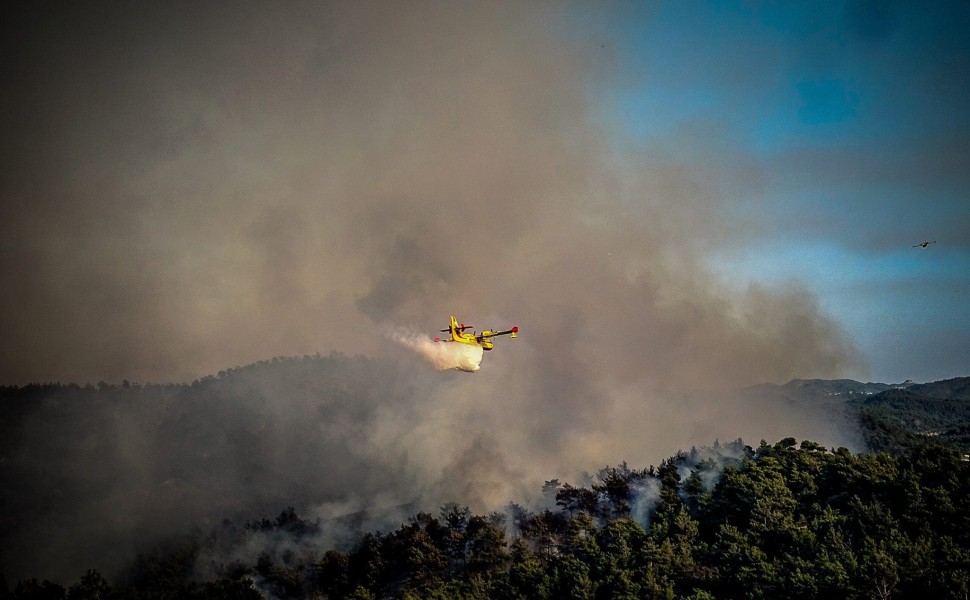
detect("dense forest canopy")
[4,438,970,599]
[2,357,969,599]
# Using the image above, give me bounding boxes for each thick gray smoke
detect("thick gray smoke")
[0,2,863,388]
[1,2,868,585]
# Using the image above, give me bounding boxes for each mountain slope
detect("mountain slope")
[849,377,970,454]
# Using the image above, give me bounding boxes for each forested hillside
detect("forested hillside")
[4,439,969,599]
[3,363,970,599]
[850,377,970,454]
[742,376,970,455]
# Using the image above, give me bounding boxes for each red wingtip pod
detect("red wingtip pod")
[511,326,519,333]
[433,337,440,342]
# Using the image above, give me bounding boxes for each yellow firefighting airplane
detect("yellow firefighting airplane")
[433,316,518,351]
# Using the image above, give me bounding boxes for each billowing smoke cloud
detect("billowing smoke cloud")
[0,2,864,389]
[1,1,872,585]
[386,326,484,372]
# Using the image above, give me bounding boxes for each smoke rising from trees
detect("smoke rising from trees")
[1,355,861,584]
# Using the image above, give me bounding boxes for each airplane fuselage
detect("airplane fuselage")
[435,316,517,351]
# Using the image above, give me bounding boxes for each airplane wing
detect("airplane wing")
[477,326,518,341]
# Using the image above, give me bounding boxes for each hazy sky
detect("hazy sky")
[1,0,968,387]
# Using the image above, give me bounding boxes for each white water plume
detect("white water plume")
[387,327,484,372]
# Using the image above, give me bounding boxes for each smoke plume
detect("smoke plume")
[0,2,872,585]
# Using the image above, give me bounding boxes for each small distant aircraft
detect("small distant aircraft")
[913,240,937,248]
[433,316,518,351]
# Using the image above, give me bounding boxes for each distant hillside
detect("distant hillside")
[742,378,900,403]
[906,377,970,401]
[849,377,970,454]
[740,376,970,455]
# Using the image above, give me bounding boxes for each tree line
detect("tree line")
[4,437,970,599]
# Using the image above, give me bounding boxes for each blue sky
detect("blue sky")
[595,0,970,382]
